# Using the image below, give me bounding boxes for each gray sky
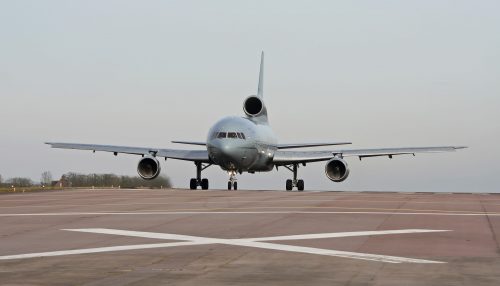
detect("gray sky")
[1,0,499,192]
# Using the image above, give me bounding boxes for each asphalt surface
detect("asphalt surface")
[1,188,500,286]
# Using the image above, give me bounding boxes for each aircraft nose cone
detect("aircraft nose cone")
[211,140,231,153]
[210,140,244,168]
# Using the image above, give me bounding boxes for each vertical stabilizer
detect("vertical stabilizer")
[243,51,268,124]
[257,51,264,98]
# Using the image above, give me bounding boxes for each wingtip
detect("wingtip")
[455,146,468,150]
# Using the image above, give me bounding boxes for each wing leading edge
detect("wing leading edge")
[273,146,467,165]
[277,142,352,149]
[45,142,210,163]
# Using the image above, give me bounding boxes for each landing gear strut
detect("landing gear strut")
[227,170,238,190]
[189,162,211,190]
[284,164,304,191]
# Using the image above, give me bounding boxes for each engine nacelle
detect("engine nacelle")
[137,156,161,180]
[325,158,350,182]
[243,96,264,117]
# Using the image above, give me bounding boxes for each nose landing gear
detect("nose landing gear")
[189,162,212,190]
[284,164,304,191]
[227,170,238,190]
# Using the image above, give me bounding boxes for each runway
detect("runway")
[1,189,499,285]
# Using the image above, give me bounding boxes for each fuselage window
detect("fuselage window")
[228,132,237,139]
[217,132,227,138]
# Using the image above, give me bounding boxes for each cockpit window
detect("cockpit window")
[215,131,245,139]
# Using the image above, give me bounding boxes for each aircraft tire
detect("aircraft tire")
[190,178,197,190]
[201,178,209,190]
[228,182,232,190]
[233,182,238,190]
[297,179,304,191]
[286,179,293,191]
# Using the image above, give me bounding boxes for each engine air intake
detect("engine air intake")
[325,158,350,182]
[137,156,161,180]
[243,96,263,116]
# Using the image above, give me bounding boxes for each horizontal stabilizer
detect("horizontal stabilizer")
[277,142,352,149]
[171,141,206,146]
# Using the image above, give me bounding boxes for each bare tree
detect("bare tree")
[41,171,52,186]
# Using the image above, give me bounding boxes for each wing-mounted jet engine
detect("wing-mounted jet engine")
[325,158,350,182]
[137,156,161,180]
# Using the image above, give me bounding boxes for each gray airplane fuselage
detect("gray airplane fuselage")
[207,116,277,172]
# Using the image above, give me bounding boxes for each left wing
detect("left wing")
[277,142,352,149]
[273,146,466,165]
[46,142,210,163]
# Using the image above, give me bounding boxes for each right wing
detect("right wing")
[273,146,466,165]
[46,142,210,163]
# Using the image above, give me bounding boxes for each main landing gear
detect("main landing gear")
[227,170,238,190]
[284,163,304,191]
[189,162,212,190]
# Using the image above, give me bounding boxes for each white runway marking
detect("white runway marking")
[0,228,448,264]
[2,197,499,209]
[0,211,499,216]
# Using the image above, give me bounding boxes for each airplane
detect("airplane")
[46,52,466,191]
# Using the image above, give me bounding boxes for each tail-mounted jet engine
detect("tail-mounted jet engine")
[137,156,161,180]
[325,158,350,182]
[243,96,265,117]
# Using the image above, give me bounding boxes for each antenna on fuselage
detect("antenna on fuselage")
[257,51,264,98]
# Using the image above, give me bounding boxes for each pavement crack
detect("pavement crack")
[479,196,500,254]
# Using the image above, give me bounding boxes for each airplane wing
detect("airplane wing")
[277,142,352,149]
[273,146,466,165]
[45,142,210,163]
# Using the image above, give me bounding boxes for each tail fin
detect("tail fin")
[243,51,268,124]
[257,51,264,98]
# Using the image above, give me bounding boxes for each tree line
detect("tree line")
[0,172,171,189]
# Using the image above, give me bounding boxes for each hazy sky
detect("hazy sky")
[1,0,499,192]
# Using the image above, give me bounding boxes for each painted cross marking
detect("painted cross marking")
[0,228,449,263]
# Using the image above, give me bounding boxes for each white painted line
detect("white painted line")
[243,229,450,242]
[229,241,444,264]
[0,241,203,260]
[1,211,499,217]
[63,228,221,244]
[45,228,447,264]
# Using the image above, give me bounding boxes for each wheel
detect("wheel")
[297,179,304,191]
[201,178,209,190]
[233,182,238,190]
[189,178,197,190]
[286,179,293,191]
[228,181,232,190]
